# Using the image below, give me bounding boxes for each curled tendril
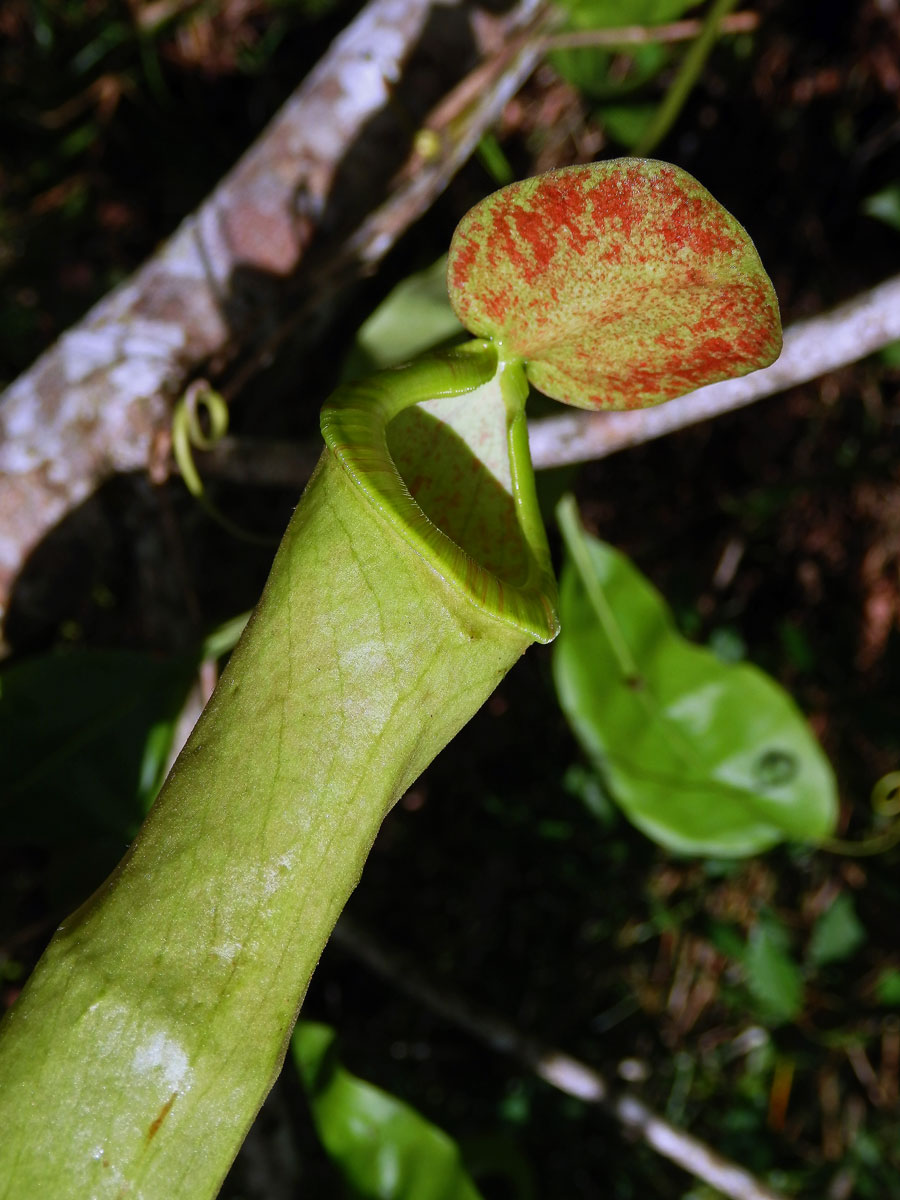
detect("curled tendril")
[171,381,276,546]
[818,772,900,857]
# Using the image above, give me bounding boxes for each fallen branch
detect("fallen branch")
[0,0,550,636]
[332,917,788,1200]
[220,2,552,402]
[528,274,900,469]
[190,272,900,488]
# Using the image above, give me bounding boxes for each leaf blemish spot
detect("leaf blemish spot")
[146,1092,177,1143]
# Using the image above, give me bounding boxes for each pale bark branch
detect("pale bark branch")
[191,272,900,488]
[528,273,900,470]
[333,917,789,1200]
[219,1,552,402]
[0,0,549,633]
[6,0,892,630]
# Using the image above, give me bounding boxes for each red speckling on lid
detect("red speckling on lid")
[449,235,480,298]
[447,159,782,412]
[586,167,645,244]
[480,284,515,326]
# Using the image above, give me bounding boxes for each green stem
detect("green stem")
[557,493,702,769]
[497,353,557,605]
[556,494,642,685]
[818,772,900,857]
[817,827,900,858]
[634,0,740,157]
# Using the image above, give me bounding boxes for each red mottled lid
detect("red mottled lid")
[447,159,782,411]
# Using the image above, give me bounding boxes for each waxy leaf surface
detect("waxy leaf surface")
[554,523,838,856]
[448,159,782,410]
[293,1022,484,1200]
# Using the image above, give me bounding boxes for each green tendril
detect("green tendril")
[171,382,276,547]
[818,772,900,857]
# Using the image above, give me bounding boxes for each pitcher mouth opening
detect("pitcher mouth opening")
[320,345,559,644]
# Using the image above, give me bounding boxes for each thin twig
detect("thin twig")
[545,11,758,51]
[332,917,788,1200]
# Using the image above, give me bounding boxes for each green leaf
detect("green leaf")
[476,132,515,186]
[551,44,666,104]
[743,918,804,1025]
[293,1022,484,1200]
[447,159,781,411]
[0,649,196,841]
[862,184,900,233]
[549,0,693,100]
[875,967,900,1007]
[878,338,900,368]
[345,257,464,379]
[807,893,866,968]
[555,0,696,23]
[598,103,659,148]
[553,498,838,856]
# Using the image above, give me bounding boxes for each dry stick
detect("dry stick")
[545,10,758,50]
[528,273,900,470]
[0,0,549,634]
[193,272,900,487]
[332,918,788,1200]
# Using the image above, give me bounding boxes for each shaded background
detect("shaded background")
[2,1,900,1196]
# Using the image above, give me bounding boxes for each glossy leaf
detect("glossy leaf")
[551,43,665,107]
[549,0,681,107]
[293,1022,483,1200]
[553,500,838,856]
[448,159,781,410]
